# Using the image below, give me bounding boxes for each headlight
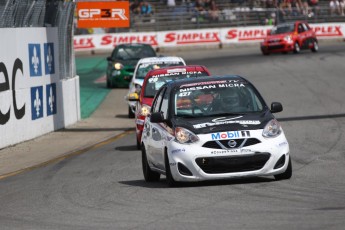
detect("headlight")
[262,119,281,138]
[283,35,293,43]
[114,63,123,70]
[139,104,151,117]
[175,127,199,144]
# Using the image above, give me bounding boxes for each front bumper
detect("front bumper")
[166,130,290,182]
[135,115,145,142]
[261,41,294,53]
[109,69,133,88]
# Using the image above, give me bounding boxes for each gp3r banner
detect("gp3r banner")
[76,1,130,28]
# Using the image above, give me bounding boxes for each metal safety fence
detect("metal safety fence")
[0,0,76,80]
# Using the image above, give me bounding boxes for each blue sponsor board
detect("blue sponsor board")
[31,86,43,120]
[46,83,57,116]
[28,44,42,77]
[44,43,55,75]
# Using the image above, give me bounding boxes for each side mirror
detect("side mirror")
[106,56,112,61]
[128,93,139,101]
[271,102,283,113]
[150,112,165,123]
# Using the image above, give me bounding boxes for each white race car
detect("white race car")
[141,75,292,186]
[125,56,186,118]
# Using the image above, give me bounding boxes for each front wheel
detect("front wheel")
[136,138,141,150]
[311,40,318,52]
[128,106,135,118]
[293,42,300,54]
[165,152,178,187]
[274,157,292,180]
[106,78,112,88]
[142,146,160,182]
[261,49,269,55]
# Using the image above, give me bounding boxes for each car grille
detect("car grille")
[195,153,270,174]
[268,39,282,43]
[124,67,135,73]
[267,45,285,50]
[202,138,261,149]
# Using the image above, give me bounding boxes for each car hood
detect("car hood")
[113,59,139,67]
[173,112,274,135]
[266,33,291,40]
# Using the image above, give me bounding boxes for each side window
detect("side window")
[111,48,118,59]
[152,87,165,113]
[302,23,309,31]
[160,89,170,119]
[298,24,304,33]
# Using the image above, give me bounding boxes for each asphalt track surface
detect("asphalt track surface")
[1,42,345,230]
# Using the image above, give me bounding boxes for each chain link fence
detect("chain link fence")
[0,0,76,80]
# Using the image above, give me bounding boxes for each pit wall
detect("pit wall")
[0,28,80,149]
[74,23,345,53]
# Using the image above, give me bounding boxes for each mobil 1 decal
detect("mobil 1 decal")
[46,83,56,116]
[28,44,42,77]
[31,86,43,120]
[44,43,55,75]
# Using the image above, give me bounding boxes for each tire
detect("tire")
[106,79,112,88]
[136,138,141,150]
[128,106,135,118]
[165,152,178,187]
[293,42,300,54]
[142,146,160,182]
[274,157,292,180]
[261,49,269,55]
[311,40,318,52]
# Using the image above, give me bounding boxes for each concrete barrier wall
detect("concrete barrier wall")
[0,28,80,149]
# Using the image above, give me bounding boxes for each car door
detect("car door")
[146,87,166,170]
[297,23,309,48]
[302,22,315,45]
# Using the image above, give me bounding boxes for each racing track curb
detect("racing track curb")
[0,130,135,181]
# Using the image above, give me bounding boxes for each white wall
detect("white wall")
[0,28,80,149]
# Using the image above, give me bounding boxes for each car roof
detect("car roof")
[116,43,152,47]
[165,75,249,89]
[276,21,306,27]
[137,56,185,64]
[145,65,209,76]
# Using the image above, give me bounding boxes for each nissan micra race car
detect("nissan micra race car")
[125,56,186,118]
[260,21,318,55]
[132,65,211,149]
[141,75,292,186]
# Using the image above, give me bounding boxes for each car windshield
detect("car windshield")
[136,61,185,79]
[174,80,264,117]
[270,24,295,35]
[112,45,156,60]
[144,71,209,98]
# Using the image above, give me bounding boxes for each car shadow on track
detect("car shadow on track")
[115,145,138,151]
[119,177,275,189]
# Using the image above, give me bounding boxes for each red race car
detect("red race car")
[131,65,211,149]
[260,21,318,55]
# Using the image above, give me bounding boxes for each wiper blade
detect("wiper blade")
[213,112,245,116]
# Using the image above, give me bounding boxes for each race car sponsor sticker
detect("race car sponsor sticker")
[136,119,145,125]
[210,130,250,140]
[194,117,260,129]
[171,148,185,154]
[179,80,245,91]
[210,149,240,155]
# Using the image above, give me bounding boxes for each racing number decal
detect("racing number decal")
[178,92,191,97]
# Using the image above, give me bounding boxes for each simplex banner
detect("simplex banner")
[74,23,345,52]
